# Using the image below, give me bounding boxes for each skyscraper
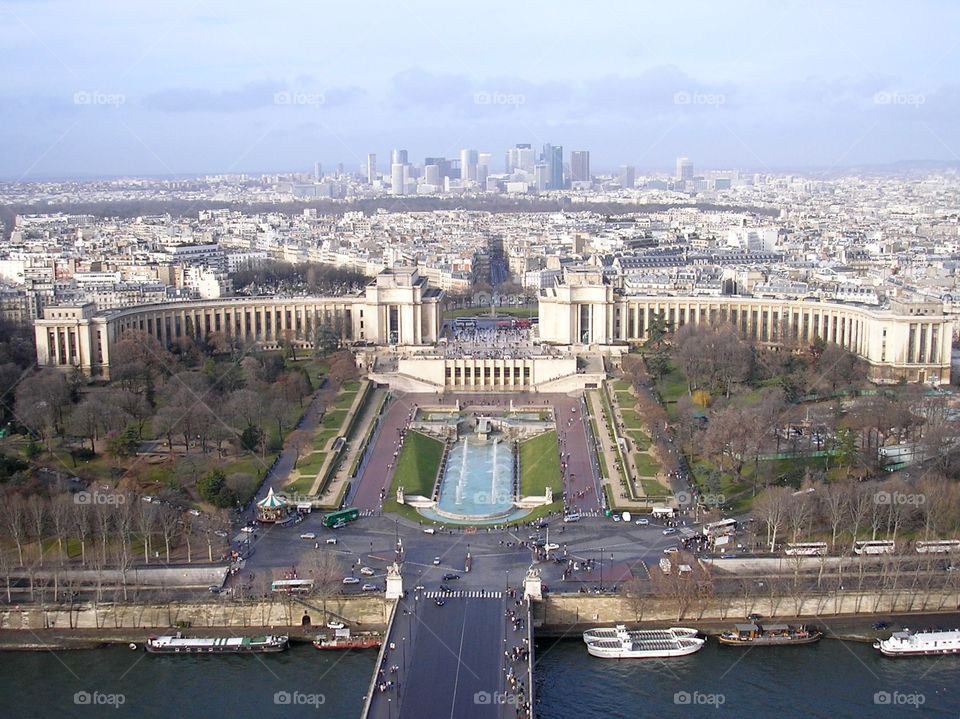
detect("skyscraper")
[676,157,694,181]
[391,163,405,195]
[534,164,549,192]
[541,144,563,189]
[366,153,377,184]
[570,151,590,182]
[460,149,478,183]
[314,162,322,181]
[618,165,636,189]
[391,149,408,166]
[477,153,491,187]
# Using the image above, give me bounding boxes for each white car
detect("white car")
[213,530,228,538]
[663,547,679,554]
[360,567,375,576]
[325,537,338,545]
[188,509,201,517]
[563,514,580,523]
[326,621,345,630]
[433,557,441,565]
[662,528,677,536]
[545,543,560,551]
[635,518,649,526]
[240,526,256,534]
[361,583,378,592]
[342,576,360,585]
[612,515,621,522]
[423,528,437,534]
[300,532,316,540]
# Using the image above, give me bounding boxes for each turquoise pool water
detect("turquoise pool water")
[435,436,514,518]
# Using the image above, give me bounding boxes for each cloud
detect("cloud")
[141,80,283,112]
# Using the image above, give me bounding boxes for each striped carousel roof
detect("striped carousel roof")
[257,487,286,509]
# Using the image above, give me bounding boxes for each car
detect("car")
[188,509,201,517]
[342,576,360,585]
[208,585,222,594]
[326,621,345,630]
[747,612,763,621]
[545,543,559,551]
[439,584,453,592]
[325,537,338,545]
[612,515,621,522]
[662,528,677,536]
[360,567,375,576]
[300,532,317,540]
[433,557,441,565]
[563,513,580,523]
[423,528,437,534]
[332,521,347,529]
[663,547,679,554]
[872,621,889,630]
[414,585,425,591]
[434,598,445,607]
[361,583,378,592]
[213,530,228,538]
[635,518,649,526]
[442,573,461,580]
[141,496,155,503]
[240,526,256,534]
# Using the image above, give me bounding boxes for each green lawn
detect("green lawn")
[520,431,562,497]
[392,430,444,496]
[311,429,339,450]
[627,431,651,451]
[341,380,360,392]
[320,409,348,431]
[619,409,644,430]
[285,475,317,494]
[613,380,632,392]
[640,478,670,497]
[444,305,538,319]
[334,391,358,410]
[296,452,326,476]
[634,453,661,477]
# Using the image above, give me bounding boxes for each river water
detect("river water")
[2,637,959,718]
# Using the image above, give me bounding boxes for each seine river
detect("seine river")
[2,637,959,718]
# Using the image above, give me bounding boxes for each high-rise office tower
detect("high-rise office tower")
[366,154,377,184]
[676,157,694,181]
[517,147,535,173]
[570,151,590,182]
[618,165,636,189]
[391,149,408,166]
[460,149,479,183]
[477,153,491,188]
[424,164,441,186]
[314,162,322,181]
[541,144,563,189]
[391,163,405,195]
[534,164,549,192]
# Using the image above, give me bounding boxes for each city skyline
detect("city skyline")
[2,1,960,178]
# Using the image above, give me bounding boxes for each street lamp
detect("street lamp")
[599,546,604,592]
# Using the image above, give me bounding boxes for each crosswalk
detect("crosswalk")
[422,590,502,599]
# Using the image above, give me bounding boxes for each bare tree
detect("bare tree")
[312,551,344,619]
[26,495,47,568]
[754,486,791,552]
[1,492,28,566]
[157,505,180,563]
[50,494,73,563]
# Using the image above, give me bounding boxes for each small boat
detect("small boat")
[313,633,381,650]
[718,622,822,646]
[874,628,960,657]
[585,625,704,659]
[145,632,288,654]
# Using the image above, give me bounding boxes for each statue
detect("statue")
[396,486,405,504]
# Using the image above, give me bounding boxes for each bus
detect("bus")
[271,579,314,593]
[853,540,896,555]
[702,518,738,538]
[915,540,960,554]
[322,507,360,528]
[785,542,828,556]
[453,317,478,329]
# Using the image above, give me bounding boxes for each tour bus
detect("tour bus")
[784,542,828,557]
[453,317,478,329]
[702,518,738,538]
[322,507,360,528]
[271,579,315,593]
[915,539,960,554]
[853,540,896,555]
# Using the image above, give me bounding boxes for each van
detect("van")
[325,537,338,545]
[563,513,581,523]
[423,528,437,534]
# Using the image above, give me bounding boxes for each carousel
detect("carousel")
[255,487,290,523]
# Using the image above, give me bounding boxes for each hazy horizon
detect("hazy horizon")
[3,0,960,179]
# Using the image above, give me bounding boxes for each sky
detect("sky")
[2,0,960,179]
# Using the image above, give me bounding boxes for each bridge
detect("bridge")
[362,584,534,719]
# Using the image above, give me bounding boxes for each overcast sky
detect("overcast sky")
[2,0,959,178]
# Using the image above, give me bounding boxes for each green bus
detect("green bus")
[322,507,359,528]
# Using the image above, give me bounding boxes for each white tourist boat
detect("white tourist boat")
[585,625,705,659]
[582,624,698,643]
[874,628,960,657]
[145,632,289,654]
